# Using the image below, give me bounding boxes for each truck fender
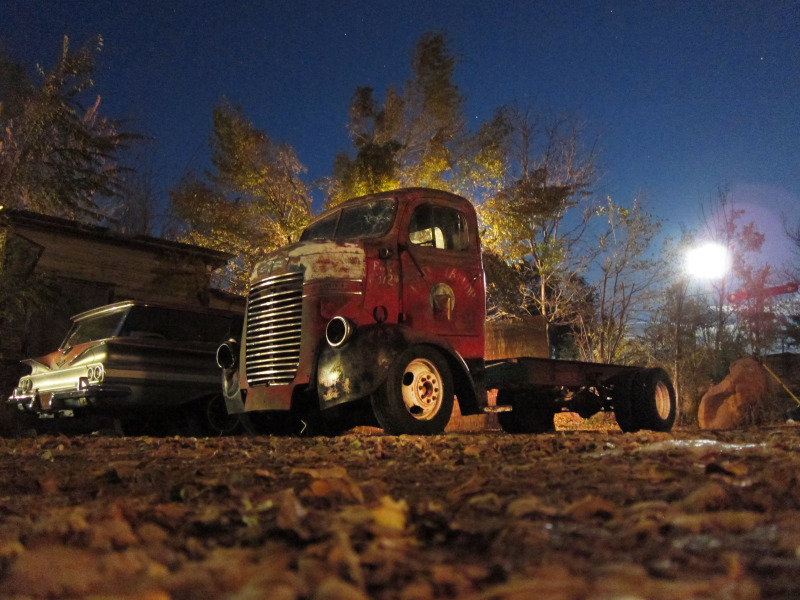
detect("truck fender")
[315,324,481,413]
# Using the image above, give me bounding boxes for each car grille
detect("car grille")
[245,271,304,386]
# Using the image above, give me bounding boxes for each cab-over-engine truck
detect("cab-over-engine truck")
[216,187,676,435]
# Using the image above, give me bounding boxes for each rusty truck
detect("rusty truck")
[216,187,676,435]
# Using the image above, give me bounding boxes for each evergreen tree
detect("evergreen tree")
[325,32,465,206]
[0,36,131,220]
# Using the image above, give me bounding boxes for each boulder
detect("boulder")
[698,357,770,429]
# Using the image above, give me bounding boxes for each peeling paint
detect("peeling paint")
[252,241,365,282]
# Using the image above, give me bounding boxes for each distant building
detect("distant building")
[0,208,243,393]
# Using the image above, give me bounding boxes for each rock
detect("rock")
[698,357,771,429]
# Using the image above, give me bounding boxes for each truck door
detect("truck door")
[399,200,485,342]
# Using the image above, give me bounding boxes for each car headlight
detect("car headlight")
[18,377,32,393]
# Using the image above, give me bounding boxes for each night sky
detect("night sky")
[2,0,799,269]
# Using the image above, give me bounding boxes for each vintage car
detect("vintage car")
[7,300,245,436]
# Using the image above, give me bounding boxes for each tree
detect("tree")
[574,197,663,364]
[643,231,718,424]
[325,32,465,206]
[168,100,312,293]
[700,187,769,376]
[0,47,33,121]
[0,36,131,220]
[477,107,599,350]
[782,314,800,349]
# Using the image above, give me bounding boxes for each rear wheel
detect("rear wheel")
[497,389,556,434]
[612,373,640,433]
[371,346,454,435]
[630,367,676,432]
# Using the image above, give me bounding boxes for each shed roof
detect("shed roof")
[0,208,231,268]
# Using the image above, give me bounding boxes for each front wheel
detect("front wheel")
[371,346,454,435]
[199,394,246,436]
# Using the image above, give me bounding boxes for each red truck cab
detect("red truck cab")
[219,188,488,434]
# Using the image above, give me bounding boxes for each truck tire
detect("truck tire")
[612,373,640,433]
[371,346,454,435]
[630,367,676,432]
[497,389,556,434]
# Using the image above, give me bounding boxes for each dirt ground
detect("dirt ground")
[2,425,800,599]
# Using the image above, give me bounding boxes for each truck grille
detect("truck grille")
[245,271,304,386]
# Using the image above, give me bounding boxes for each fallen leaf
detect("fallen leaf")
[308,477,365,503]
[293,466,349,480]
[445,474,487,503]
[276,488,312,539]
[564,495,616,520]
[668,510,763,533]
[371,496,408,531]
[313,576,370,600]
[678,482,730,512]
[506,496,560,519]
[37,475,61,494]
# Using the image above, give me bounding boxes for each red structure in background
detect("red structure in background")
[728,282,799,304]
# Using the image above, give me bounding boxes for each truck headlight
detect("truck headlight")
[326,316,354,348]
[217,339,239,370]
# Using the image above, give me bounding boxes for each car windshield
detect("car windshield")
[300,197,396,241]
[60,307,129,350]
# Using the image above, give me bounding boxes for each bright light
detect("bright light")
[685,242,731,280]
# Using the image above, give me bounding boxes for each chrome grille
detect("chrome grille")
[245,271,304,386]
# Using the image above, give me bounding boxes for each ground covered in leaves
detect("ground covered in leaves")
[2,426,800,599]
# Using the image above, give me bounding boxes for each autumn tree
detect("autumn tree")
[0,36,131,220]
[168,100,312,293]
[325,32,465,206]
[477,107,599,350]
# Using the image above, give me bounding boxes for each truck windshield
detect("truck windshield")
[301,198,396,241]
